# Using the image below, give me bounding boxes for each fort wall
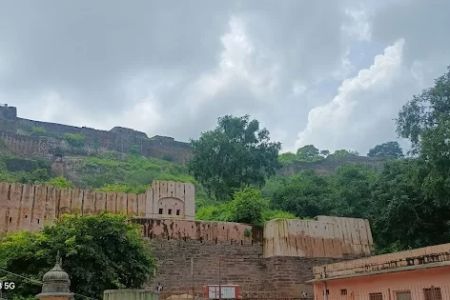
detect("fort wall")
[0,181,195,234]
[133,217,369,298]
[264,217,373,258]
[0,105,192,163]
[0,178,374,299]
[144,238,343,299]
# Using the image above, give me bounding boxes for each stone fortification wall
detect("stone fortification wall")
[147,181,195,220]
[135,218,262,243]
[264,216,373,258]
[0,104,17,120]
[0,181,195,234]
[135,217,363,298]
[145,238,342,299]
[103,290,159,300]
[0,106,192,163]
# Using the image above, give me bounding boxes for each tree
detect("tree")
[397,66,450,152]
[188,115,281,200]
[329,165,376,218]
[369,160,450,252]
[278,152,297,165]
[320,149,330,157]
[367,141,404,158]
[271,171,331,218]
[0,214,155,299]
[228,187,268,225]
[328,149,358,160]
[63,133,85,148]
[296,145,321,161]
[394,67,450,248]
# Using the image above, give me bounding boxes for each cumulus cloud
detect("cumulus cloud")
[296,40,406,153]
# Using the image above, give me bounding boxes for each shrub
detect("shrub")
[63,133,85,148]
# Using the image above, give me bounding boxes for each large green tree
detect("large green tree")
[0,214,155,299]
[296,145,321,161]
[270,171,332,218]
[369,160,450,252]
[329,165,376,218]
[397,66,450,152]
[385,66,450,250]
[367,141,404,158]
[189,115,281,200]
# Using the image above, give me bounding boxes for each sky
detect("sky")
[0,0,449,154]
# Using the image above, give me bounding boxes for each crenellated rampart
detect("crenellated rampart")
[0,180,195,234]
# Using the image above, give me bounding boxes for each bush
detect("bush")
[47,176,74,189]
[63,133,85,148]
[30,126,47,137]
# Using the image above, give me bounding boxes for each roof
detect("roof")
[311,243,450,282]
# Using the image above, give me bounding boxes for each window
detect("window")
[396,291,411,300]
[369,293,383,300]
[176,209,180,215]
[341,289,347,296]
[424,287,442,300]
[168,209,172,215]
[158,208,163,215]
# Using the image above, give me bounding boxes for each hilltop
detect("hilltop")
[0,104,192,163]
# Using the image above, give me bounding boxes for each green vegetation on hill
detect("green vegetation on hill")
[0,156,52,183]
[72,153,195,193]
[196,187,296,225]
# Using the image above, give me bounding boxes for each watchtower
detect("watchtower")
[0,104,17,120]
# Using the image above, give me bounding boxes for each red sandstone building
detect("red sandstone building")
[311,243,450,300]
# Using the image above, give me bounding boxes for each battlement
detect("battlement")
[0,104,17,120]
[264,216,373,258]
[0,180,195,234]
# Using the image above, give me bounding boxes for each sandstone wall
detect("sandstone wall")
[0,132,49,157]
[135,218,357,299]
[103,290,159,300]
[145,238,342,299]
[264,217,373,258]
[135,218,262,243]
[148,181,195,220]
[0,181,195,234]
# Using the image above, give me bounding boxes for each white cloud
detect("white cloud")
[296,39,406,153]
[190,16,279,110]
[342,8,372,42]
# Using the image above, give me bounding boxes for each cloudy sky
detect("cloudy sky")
[0,0,449,154]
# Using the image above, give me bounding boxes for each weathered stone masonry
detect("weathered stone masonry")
[0,105,192,163]
[135,217,373,299]
[0,181,195,234]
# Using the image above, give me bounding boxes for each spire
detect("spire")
[37,252,74,299]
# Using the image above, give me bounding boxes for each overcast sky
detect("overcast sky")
[0,0,449,154]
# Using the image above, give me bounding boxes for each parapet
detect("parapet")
[0,180,195,234]
[312,243,450,280]
[264,216,373,258]
[135,218,261,244]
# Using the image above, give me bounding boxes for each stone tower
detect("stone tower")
[36,254,74,300]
